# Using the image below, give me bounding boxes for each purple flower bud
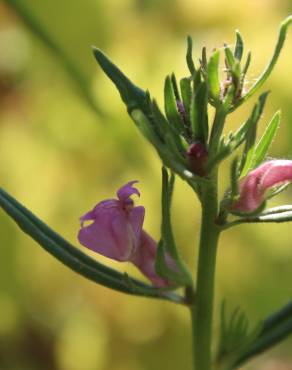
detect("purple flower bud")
[78,181,170,287]
[187,142,208,176]
[231,160,292,213]
[176,100,187,121]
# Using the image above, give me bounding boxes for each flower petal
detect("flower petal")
[78,199,135,261]
[117,181,140,202]
[127,205,145,241]
[260,160,292,190]
[131,231,168,287]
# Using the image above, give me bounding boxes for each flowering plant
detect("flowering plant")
[1,15,292,370]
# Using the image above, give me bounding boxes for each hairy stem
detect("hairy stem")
[191,173,221,370]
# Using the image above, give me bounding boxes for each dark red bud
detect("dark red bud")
[187,142,208,176]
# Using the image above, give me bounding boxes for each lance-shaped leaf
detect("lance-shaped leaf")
[155,168,193,286]
[190,81,209,143]
[234,15,292,109]
[234,30,244,61]
[0,188,183,303]
[164,75,184,134]
[239,92,269,177]
[234,301,292,369]
[186,36,196,75]
[207,49,221,103]
[92,47,147,114]
[251,110,281,169]
[5,0,102,115]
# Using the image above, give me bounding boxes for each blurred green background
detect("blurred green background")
[0,0,292,369]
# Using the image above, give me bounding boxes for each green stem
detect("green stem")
[191,174,221,370]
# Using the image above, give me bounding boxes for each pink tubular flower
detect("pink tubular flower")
[232,160,292,213]
[78,181,169,287]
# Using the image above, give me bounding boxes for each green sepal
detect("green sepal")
[164,75,184,134]
[0,188,183,303]
[207,49,221,103]
[92,47,147,114]
[190,81,209,143]
[234,30,244,61]
[228,201,267,218]
[186,35,196,75]
[251,110,281,169]
[239,92,269,177]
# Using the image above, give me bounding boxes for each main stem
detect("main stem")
[191,173,221,370]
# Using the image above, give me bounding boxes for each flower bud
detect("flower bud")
[187,142,208,176]
[231,160,292,213]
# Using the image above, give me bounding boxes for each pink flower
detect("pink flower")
[231,160,292,213]
[78,181,169,287]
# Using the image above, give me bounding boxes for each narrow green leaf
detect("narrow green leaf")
[261,205,292,215]
[190,81,208,142]
[240,92,269,177]
[186,36,196,75]
[224,44,236,68]
[235,301,292,369]
[180,77,192,116]
[5,0,102,115]
[230,157,239,198]
[242,51,251,77]
[150,99,169,139]
[131,109,162,148]
[234,30,244,61]
[0,188,183,303]
[207,50,221,102]
[223,209,292,230]
[222,85,235,112]
[164,75,184,133]
[252,111,281,169]
[201,47,207,71]
[234,15,292,109]
[171,73,181,101]
[262,301,292,335]
[92,47,147,114]
[159,168,193,286]
[208,106,227,157]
